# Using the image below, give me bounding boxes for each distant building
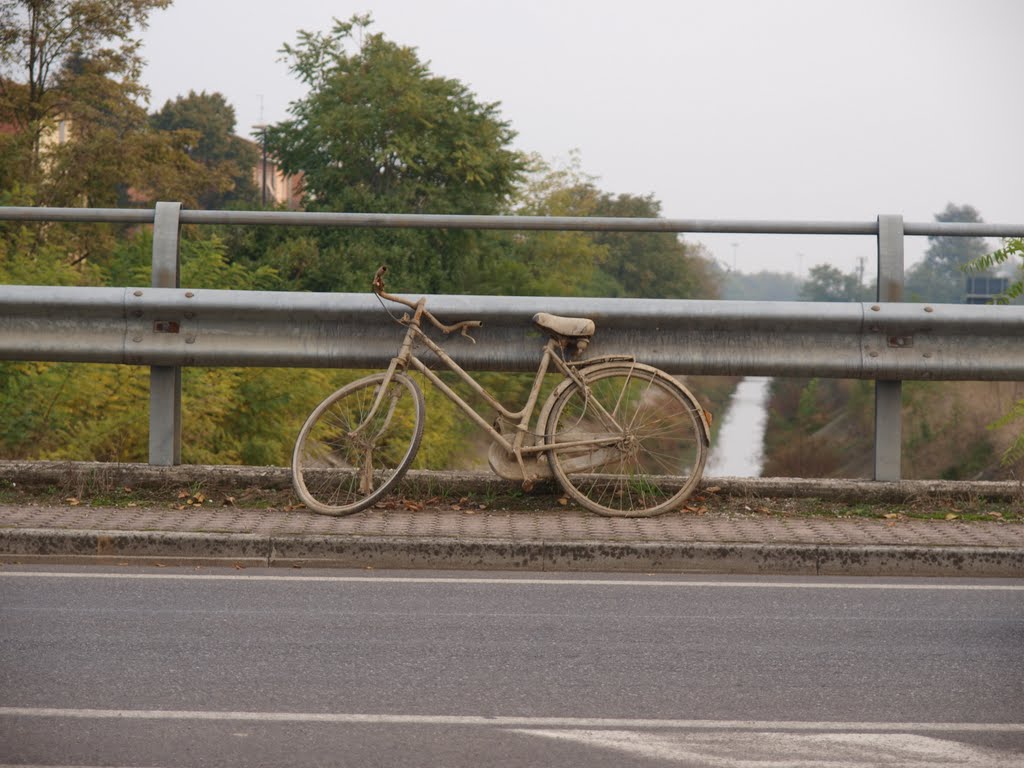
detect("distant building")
[247,137,303,210]
[964,275,1010,304]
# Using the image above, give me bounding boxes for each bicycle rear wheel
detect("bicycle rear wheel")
[545,364,708,517]
[292,372,425,516]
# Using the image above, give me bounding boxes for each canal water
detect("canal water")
[705,376,772,477]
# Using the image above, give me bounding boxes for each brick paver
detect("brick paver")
[2,503,1021,549]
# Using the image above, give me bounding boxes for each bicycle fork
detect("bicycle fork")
[349,309,423,493]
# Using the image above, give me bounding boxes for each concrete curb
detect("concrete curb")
[2,528,1021,577]
[3,460,1024,502]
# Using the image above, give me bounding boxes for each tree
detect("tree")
[589,191,718,299]
[490,152,718,299]
[264,14,526,293]
[905,203,989,302]
[799,264,869,302]
[0,1,226,272]
[0,0,171,180]
[39,53,221,209]
[150,90,259,209]
[483,153,608,296]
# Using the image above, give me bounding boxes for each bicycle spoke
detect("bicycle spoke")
[292,373,425,516]
[546,365,707,517]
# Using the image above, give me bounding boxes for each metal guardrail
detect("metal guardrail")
[2,205,1024,238]
[3,285,1023,380]
[2,203,1023,480]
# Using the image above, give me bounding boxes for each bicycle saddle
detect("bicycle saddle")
[533,312,596,339]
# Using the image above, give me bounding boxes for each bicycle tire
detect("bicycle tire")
[292,372,425,516]
[545,363,708,517]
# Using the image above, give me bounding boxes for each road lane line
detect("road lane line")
[2,571,1023,590]
[1,708,1023,732]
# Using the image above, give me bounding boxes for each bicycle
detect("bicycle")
[291,266,712,517]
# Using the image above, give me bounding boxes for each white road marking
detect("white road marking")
[515,729,1022,767]
[1,708,1022,733]
[1,571,1022,590]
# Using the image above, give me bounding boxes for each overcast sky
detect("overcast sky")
[138,0,1024,277]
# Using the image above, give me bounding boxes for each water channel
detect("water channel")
[705,376,772,477]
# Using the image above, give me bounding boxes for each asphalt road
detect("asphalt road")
[2,566,1023,767]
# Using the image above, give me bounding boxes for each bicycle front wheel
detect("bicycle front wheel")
[292,372,425,516]
[545,364,708,517]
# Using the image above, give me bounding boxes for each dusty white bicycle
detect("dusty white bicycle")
[291,267,711,517]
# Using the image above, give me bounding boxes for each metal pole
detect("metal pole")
[149,202,182,466]
[874,215,904,481]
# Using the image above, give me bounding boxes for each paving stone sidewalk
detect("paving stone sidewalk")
[2,501,1023,549]
[1,462,1022,575]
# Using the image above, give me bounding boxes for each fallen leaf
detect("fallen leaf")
[884,513,900,520]
[177,490,189,499]
[65,497,80,506]
[557,496,569,506]
[222,496,236,506]
[945,513,960,521]
[704,486,721,494]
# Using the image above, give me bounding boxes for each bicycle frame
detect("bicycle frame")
[367,296,628,473]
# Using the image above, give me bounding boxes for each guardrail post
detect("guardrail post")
[874,214,904,481]
[149,202,182,466]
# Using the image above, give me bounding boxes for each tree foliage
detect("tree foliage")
[905,203,989,302]
[263,14,526,293]
[589,191,718,299]
[0,0,171,184]
[150,90,259,208]
[799,264,870,302]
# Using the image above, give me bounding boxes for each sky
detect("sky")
[138,0,1024,277]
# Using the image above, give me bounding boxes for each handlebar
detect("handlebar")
[372,265,483,340]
